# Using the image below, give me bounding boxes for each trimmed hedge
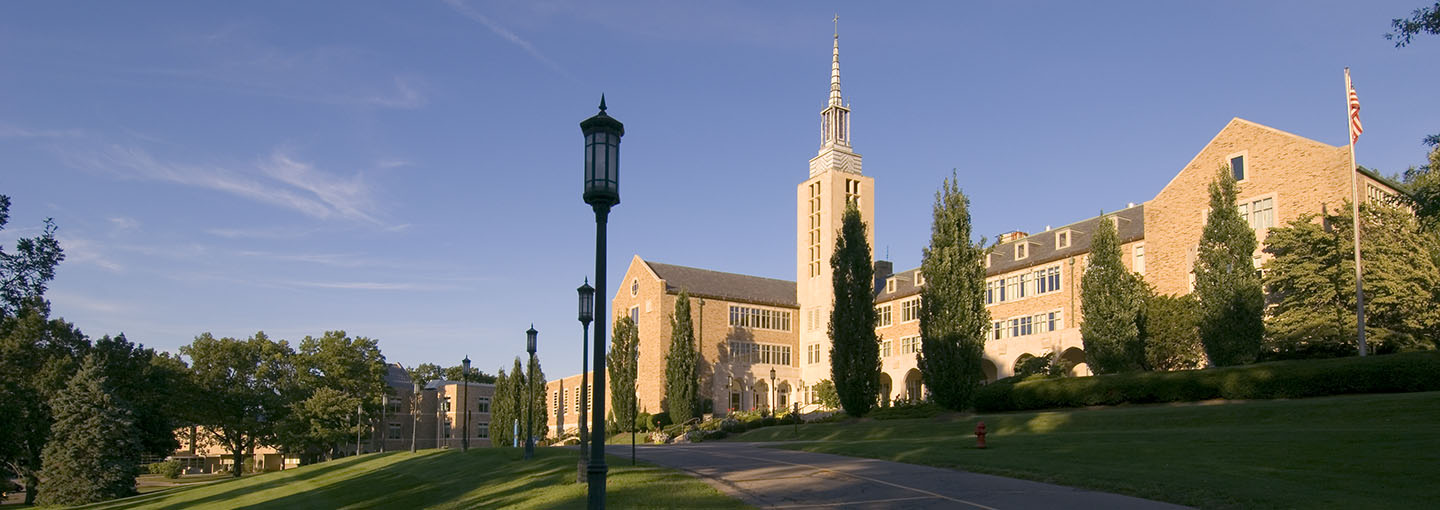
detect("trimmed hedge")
[975,351,1440,412]
[868,402,945,420]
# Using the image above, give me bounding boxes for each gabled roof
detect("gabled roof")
[872,204,1146,304]
[987,204,1145,276]
[644,260,799,308]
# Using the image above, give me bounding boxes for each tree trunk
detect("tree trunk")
[23,472,38,505]
[231,444,244,478]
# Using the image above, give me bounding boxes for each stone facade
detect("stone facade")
[544,35,1406,413]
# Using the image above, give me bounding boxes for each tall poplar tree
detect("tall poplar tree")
[664,290,699,422]
[1194,168,1265,366]
[37,355,142,506]
[829,203,880,417]
[488,365,514,447]
[1080,213,1147,373]
[917,173,989,410]
[608,316,640,432]
[525,355,548,442]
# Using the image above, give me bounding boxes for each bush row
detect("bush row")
[975,351,1440,412]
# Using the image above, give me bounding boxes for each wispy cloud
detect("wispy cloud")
[108,217,141,232]
[47,291,133,314]
[442,0,575,81]
[58,237,124,272]
[0,121,84,139]
[285,280,461,291]
[238,250,378,268]
[204,226,317,240]
[92,144,387,225]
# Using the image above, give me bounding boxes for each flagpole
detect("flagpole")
[1345,67,1367,357]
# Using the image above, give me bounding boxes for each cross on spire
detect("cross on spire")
[833,13,839,38]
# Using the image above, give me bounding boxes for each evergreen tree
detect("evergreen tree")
[1144,294,1206,370]
[525,355,548,443]
[1080,213,1147,373]
[1194,168,1265,366]
[488,366,513,447]
[663,290,699,423]
[828,203,881,417]
[608,316,640,432]
[0,302,87,504]
[916,173,990,410]
[1264,203,1440,356]
[37,355,142,506]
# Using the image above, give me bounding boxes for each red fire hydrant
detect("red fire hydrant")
[975,421,987,449]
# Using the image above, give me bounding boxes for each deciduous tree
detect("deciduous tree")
[0,195,65,318]
[1144,294,1205,370]
[917,172,989,410]
[829,203,880,416]
[181,332,296,477]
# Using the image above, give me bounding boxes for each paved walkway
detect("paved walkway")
[605,442,1189,509]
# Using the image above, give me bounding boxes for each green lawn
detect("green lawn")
[66,448,749,510]
[733,391,1440,509]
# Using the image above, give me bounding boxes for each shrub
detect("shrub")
[635,412,652,432]
[649,412,672,430]
[869,401,945,420]
[147,460,182,479]
[975,351,1440,412]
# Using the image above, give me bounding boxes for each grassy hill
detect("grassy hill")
[733,391,1440,508]
[67,448,747,510]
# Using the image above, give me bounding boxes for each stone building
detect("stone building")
[543,31,1404,420]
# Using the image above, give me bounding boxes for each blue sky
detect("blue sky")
[2,1,1436,377]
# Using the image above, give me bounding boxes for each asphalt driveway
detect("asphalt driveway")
[605,441,1189,509]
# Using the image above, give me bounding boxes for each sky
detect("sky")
[2,1,1437,378]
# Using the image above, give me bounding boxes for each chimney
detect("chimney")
[873,260,894,292]
[998,231,1029,244]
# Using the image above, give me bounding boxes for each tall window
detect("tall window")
[477,422,489,438]
[1231,155,1246,180]
[880,338,892,357]
[901,298,921,322]
[876,304,892,327]
[477,397,490,413]
[809,182,822,277]
[1251,198,1274,230]
[629,306,639,324]
[845,178,862,208]
[992,321,1004,340]
[1133,244,1146,274]
[1034,266,1061,294]
[900,336,921,354]
[388,423,402,440]
[441,397,451,413]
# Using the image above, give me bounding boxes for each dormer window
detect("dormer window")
[1015,243,1028,260]
[1056,230,1071,249]
[914,271,924,286]
[885,277,896,293]
[985,254,992,268]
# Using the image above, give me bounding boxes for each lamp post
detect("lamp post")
[525,325,539,460]
[582,95,623,508]
[411,379,420,453]
[577,279,595,482]
[461,356,471,452]
[769,368,777,415]
[380,394,388,452]
[355,403,363,457]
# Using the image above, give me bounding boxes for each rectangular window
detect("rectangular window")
[441,397,451,413]
[1009,318,1020,338]
[477,397,490,414]
[1005,276,1020,302]
[885,278,896,293]
[1016,243,1029,260]
[553,391,561,414]
[901,298,921,322]
[1231,155,1245,181]
[992,321,1004,340]
[728,305,793,332]
[914,271,925,286]
[1134,244,1146,275]
[1048,311,1061,332]
[388,423,402,440]
[900,336,921,354]
[1251,198,1274,230]
[880,338,892,357]
[478,422,489,438]
[1057,230,1071,249]
[630,306,639,324]
[877,305,893,327]
[1020,316,1033,336]
[732,342,789,366]
[1019,272,1032,298]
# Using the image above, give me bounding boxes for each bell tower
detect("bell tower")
[797,20,875,390]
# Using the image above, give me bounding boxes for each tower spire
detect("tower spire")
[829,14,842,107]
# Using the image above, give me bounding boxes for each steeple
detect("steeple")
[818,17,853,155]
[829,24,842,107]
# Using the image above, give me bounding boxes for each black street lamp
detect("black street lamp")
[577,279,595,482]
[769,368,777,415]
[582,95,623,508]
[411,379,421,453]
[462,356,471,451]
[525,325,539,460]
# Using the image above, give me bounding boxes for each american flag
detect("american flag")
[1348,76,1363,144]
